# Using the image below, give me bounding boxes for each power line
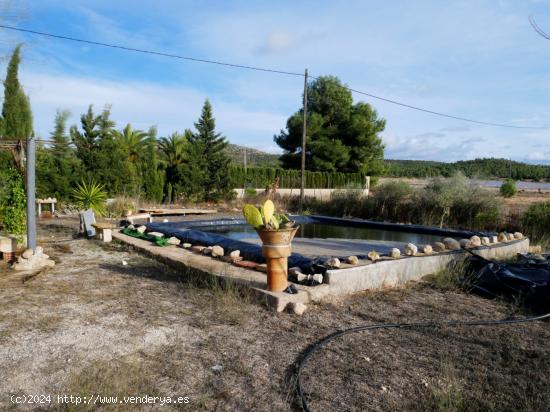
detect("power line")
[1,24,548,130]
[529,15,550,40]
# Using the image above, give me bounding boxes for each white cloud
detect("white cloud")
[21,70,287,144]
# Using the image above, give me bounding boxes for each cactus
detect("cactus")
[243,204,263,228]
[242,200,293,230]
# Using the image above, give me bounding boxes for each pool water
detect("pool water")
[201,223,445,245]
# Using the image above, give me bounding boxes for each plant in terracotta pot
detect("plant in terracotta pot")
[242,200,298,292]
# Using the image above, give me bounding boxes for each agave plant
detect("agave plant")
[72,180,107,216]
[242,199,294,230]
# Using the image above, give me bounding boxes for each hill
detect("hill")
[225,143,280,167]
[384,158,550,181]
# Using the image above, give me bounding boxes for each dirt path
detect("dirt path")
[1,220,549,411]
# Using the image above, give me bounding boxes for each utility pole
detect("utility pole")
[244,146,247,174]
[300,68,308,213]
[26,136,36,251]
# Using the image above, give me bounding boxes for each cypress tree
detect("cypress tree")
[189,100,232,201]
[1,45,33,139]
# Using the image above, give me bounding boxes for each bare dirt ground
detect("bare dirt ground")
[1,218,550,411]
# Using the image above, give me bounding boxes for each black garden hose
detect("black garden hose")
[295,311,550,411]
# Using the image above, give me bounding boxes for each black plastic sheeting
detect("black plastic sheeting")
[145,215,483,273]
[465,253,550,307]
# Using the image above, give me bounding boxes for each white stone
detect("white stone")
[433,242,446,252]
[22,249,34,259]
[513,232,524,240]
[202,246,213,255]
[498,232,508,242]
[211,245,224,257]
[312,274,323,284]
[167,237,180,245]
[347,255,359,265]
[469,236,481,247]
[405,243,418,256]
[291,302,307,315]
[191,245,205,253]
[136,225,147,234]
[443,238,461,250]
[459,239,472,249]
[389,248,401,259]
[183,243,192,248]
[481,237,490,246]
[507,233,515,241]
[422,245,433,255]
[126,224,135,230]
[325,257,341,268]
[490,236,499,244]
[229,250,241,258]
[148,232,164,238]
[367,251,380,262]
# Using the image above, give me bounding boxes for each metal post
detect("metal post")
[26,137,36,251]
[300,69,308,213]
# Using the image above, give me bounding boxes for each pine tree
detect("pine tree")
[189,100,232,201]
[1,45,33,139]
[51,109,71,157]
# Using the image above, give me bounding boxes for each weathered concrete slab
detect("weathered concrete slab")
[112,230,308,312]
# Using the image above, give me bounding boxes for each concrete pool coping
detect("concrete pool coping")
[112,229,529,313]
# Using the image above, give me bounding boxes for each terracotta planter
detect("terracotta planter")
[256,226,299,292]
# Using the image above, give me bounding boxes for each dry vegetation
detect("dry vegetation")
[1,219,549,411]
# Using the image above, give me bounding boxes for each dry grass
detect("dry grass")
[1,218,550,411]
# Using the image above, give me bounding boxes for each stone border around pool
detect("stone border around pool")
[112,230,529,314]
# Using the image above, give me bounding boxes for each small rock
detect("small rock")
[459,239,472,249]
[211,245,224,257]
[507,233,515,241]
[182,243,192,249]
[122,260,128,266]
[389,248,401,258]
[405,243,418,256]
[498,232,508,242]
[211,364,223,372]
[22,249,33,259]
[312,274,323,284]
[229,250,241,258]
[481,237,490,246]
[291,302,307,315]
[325,257,341,268]
[422,245,433,255]
[442,238,461,250]
[367,251,380,262]
[136,225,147,234]
[529,245,543,254]
[347,255,359,265]
[167,236,181,245]
[433,242,446,252]
[202,246,213,255]
[514,232,524,240]
[191,245,206,253]
[490,236,499,243]
[148,232,164,238]
[469,236,481,247]
[255,263,268,273]
[126,224,135,230]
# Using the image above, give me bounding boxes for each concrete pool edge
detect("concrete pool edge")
[112,230,529,313]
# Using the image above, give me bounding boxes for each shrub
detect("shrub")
[106,197,137,218]
[500,179,517,198]
[369,180,412,221]
[522,201,550,240]
[72,180,107,216]
[0,167,26,237]
[244,187,257,198]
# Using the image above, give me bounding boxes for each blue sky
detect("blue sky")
[2,0,550,163]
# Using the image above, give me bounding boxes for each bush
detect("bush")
[369,180,412,221]
[244,187,257,198]
[106,197,137,218]
[522,201,550,240]
[500,179,517,198]
[0,167,26,237]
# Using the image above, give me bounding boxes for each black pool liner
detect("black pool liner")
[144,215,485,272]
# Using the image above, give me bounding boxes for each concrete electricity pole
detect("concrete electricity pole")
[26,136,36,251]
[300,69,308,213]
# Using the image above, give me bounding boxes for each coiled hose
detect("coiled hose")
[295,312,550,411]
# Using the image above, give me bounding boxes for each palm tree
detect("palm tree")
[158,130,191,168]
[112,123,152,162]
